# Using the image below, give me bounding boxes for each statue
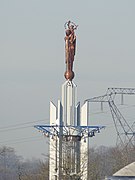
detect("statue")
[64,21,78,81]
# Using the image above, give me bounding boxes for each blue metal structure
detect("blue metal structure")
[34,125,105,142]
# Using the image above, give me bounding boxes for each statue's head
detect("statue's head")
[64,20,78,33]
[70,25,74,31]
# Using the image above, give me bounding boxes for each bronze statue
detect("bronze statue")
[64,21,78,81]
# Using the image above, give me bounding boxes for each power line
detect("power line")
[90,104,135,117]
[0,119,49,130]
[0,135,42,144]
[1,137,45,146]
[0,119,49,133]
[0,134,49,146]
[0,125,34,133]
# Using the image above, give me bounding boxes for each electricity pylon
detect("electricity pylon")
[85,88,135,149]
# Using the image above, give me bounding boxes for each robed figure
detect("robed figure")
[64,21,78,81]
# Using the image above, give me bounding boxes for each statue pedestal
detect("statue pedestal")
[49,80,89,180]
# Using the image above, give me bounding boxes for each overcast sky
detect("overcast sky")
[0,0,135,159]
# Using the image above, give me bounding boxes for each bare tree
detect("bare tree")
[0,146,21,180]
[88,145,135,180]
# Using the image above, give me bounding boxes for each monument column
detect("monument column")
[34,21,105,180]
